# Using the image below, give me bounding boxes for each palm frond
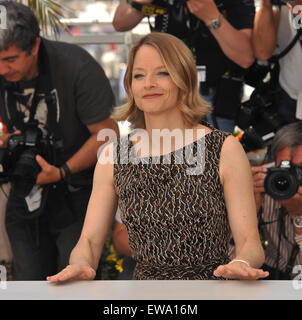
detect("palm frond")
[16,0,70,36]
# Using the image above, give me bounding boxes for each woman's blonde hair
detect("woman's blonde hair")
[112,32,212,129]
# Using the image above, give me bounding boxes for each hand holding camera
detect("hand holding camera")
[186,0,220,25]
[281,188,302,219]
[252,160,302,199]
[0,121,57,197]
[262,0,273,7]
[251,165,268,211]
[264,160,302,200]
[35,154,61,186]
[0,130,21,148]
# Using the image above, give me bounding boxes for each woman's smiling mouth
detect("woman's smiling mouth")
[143,94,163,99]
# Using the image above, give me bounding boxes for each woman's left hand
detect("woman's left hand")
[213,261,269,280]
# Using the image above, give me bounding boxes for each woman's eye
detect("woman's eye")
[158,71,169,76]
[133,74,144,79]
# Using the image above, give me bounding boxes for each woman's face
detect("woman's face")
[131,45,180,117]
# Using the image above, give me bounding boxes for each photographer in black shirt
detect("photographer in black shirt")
[0,1,118,280]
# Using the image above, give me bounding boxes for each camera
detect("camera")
[153,0,187,7]
[264,160,302,200]
[236,82,287,152]
[0,121,54,197]
[271,0,295,5]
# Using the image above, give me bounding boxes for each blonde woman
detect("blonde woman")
[47,33,268,281]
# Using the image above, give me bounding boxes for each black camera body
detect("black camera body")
[153,0,187,7]
[236,83,287,152]
[264,160,302,200]
[0,121,54,197]
[271,0,295,5]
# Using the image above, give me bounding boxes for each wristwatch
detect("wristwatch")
[206,13,223,30]
[293,216,302,228]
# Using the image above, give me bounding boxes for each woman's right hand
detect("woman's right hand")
[46,264,96,282]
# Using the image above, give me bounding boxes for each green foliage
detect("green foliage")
[16,0,69,36]
[100,235,124,280]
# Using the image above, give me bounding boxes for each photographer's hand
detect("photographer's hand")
[251,166,267,212]
[0,130,21,147]
[286,0,302,16]
[187,0,254,68]
[262,0,273,8]
[35,155,61,185]
[281,187,302,218]
[187,0,220,25]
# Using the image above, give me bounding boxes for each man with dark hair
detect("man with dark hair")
[251,121,302,279]
[0,1,119,280]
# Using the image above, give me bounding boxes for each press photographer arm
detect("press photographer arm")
[35,118,119,185]
[186,0,254,68]
[252,0,280,60]
[113,0,151,31]
[114,0,254,68]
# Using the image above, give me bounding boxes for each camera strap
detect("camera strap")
[285,243,299,277]
[266,28,302,87]
[259,205,299,279]
[270,28,302,63]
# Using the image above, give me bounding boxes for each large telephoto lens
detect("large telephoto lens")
[11,149,41,197]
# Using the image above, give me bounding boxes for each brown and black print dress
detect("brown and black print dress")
[114,127,231,280]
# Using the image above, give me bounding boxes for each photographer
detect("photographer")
[252,0,302,122]
[251,121,302,279]
[113,0,255,133]
[0,2,118,280]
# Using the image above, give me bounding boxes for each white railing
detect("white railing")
[50,32,141,46]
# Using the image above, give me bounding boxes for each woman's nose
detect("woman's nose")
[144,74,156,88]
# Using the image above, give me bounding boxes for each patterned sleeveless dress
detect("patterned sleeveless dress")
[114,127,231,280]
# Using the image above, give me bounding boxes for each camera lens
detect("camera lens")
[273,175,290,192]
[264,170,299,200]
[11,149,41,197]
